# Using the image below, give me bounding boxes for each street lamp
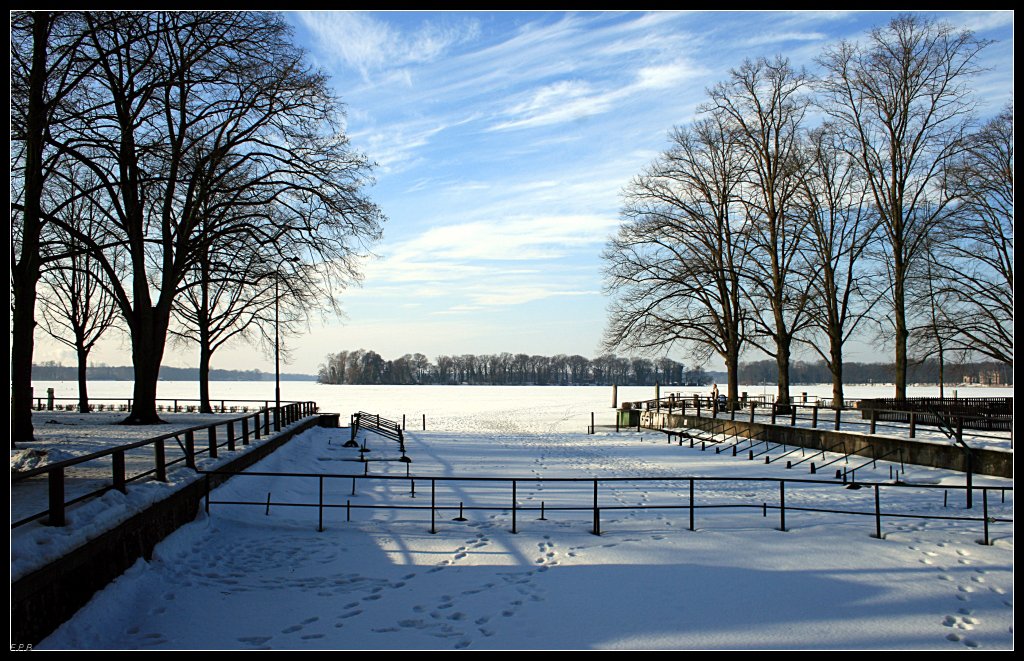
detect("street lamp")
[274,257,300,431]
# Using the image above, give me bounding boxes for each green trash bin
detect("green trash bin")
[617,409,640,427]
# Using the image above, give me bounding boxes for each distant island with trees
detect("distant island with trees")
[315,350,1011,387]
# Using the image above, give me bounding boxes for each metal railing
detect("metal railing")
[630,395,1012,447]
[11,402,319,528]
[31,396,303,414]
[350,411,409,461]
[199,468,1012,545]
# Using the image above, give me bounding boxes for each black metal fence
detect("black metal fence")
[199,468,1012,546]
[627,394,1012,447]
[31,395,291,414]
[857,397,1012,431]
[11,402,318,528]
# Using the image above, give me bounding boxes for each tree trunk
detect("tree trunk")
[121,306,170,425]
[775,336,791,408]
[893,274,909,402]
[12,12,51,446]
[199,333,213,414]
[77,346,90,413]
[830,338,845,410]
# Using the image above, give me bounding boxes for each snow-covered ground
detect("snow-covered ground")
[35,421,1013,650]
[10,412,313,582]
[27,381,1015,448]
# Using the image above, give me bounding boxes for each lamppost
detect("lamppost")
[274,257,300,431]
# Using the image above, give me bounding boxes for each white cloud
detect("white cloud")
[297,11,478,81]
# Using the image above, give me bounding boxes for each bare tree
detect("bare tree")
[816,14,992,400]
[11,11,98,443]
[37,12,383,424]
[705,55,815,410]
[797,126,881,407]
[37,173,123,413]
[935,105,1013,365]
[604,117,749,408]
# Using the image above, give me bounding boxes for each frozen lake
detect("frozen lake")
[30,380,1014,434]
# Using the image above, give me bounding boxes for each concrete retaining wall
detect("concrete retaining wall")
[642,410,1012,478]
[12,413,340,646]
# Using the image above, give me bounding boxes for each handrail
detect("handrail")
[11,401,319,528]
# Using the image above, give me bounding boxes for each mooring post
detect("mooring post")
[592,479,600,535]
[612,384,618,409]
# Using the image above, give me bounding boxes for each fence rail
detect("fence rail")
[11,402,319,529]
[627,394,1012,448]
[199,468,1012,546]
[31,396,296,414]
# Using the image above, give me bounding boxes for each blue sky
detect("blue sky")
[47,10,1014,375]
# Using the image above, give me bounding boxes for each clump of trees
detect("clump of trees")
[317,350,699,386]
[603,15,1011,409]
[11,11,383,441]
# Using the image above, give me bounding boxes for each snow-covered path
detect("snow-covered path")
[39,426,1013,650]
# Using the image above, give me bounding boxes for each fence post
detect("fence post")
[155,439,167,482]
[48,467,66,526]
[263,408,270,434]
[812,406,818,428]
[909,412,916,438]
[778,481,786,531]
[771,404,777,425]
[749,402,755,424]
[431,479,436,534]
[254,412,262,440]
[689,478,695,531]
[185,430,196,469]
[274,406,281,432]
[592,479,600,536]
[512,480,518,534]
[242,416,250,446]
[790,406,797,427]
[870,409,877,435]
[422,414,426,431]
[834,407,841,431]
[208,426,218,459]
[873,484,882,539]
[318,476,324,533]
[227,421,236,451]
[113,450,126,493]
[981,489,989,545]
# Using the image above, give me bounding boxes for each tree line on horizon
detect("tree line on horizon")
[317,350,703,386]
[315,350,1011,388]
[11,11,384,443]
[603,15,1012,411]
